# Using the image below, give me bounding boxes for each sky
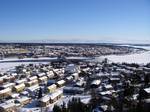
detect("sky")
[0,0,149,43]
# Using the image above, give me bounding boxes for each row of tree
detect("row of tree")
[53,98,91,112]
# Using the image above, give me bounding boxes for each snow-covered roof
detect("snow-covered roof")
[0,78,3,81]
[46,71,54,78]
[72,73,78,77]
[57,80,65,85]
[66,76,73,80]
[110,78,120,80]
[67,64,75,67]
[0,88,11,94]
[28,76,38,81]
[16,97,31,103]
[144,87,150,94]
[104,84,113,89]
[144,98,150,103]
[100,90,116,95]
[14,83,25,89]
[0,102,15,109]
[27,84,39,92]
[47,84,57,90]
[75,81,85,87]
[15,79,26,84]
[39,76,47,81]
[40,95,50,102]
[11,93,20,98]
[11,73,17,76]
[91,80,101,86]
[50,90,63,100]
[0,75,7,80]
[2,83,15,88]
[38,73,45,77]
[64,87,84,92]
[21,91,29,95]
[27,79,38,84]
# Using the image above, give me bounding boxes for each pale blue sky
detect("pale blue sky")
[0,0,149,43]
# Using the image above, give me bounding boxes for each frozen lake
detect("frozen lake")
[0,57,90,72]
[96,45,150,64]
[0,45,150,72]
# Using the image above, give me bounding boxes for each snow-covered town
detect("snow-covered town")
[0,0,149,111]
[0,44,150,112]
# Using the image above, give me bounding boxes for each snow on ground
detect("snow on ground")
[0,56,90,72]
[0,62,49,72]
[96,51,150,64]
[96,46,150,64]
[0,57,89,63]
[19,95,91,112]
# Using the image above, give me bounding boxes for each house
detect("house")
[11,73,17,77]
[15,97,31,106]
[103,84,113,91]
[66,76,74,82]
[92,105,108,112]
[12,83,25,93]
[38,76,48,83]
[71,73,79,80]
[26,84,39,97]
[0,102,16,112]
[65,64,79,74]
[39,90,63,106]
[25,79,38,87]
[143,87,150,97]
[47,84,57,93]
[0,88,11,99]
[0,78,3,85]
[99,90,116,96]
[2,83,15,89]
[15,79,26,85]
[37,73,46,78]
[27,76,38,81]
[39,95,50,107]
[74,80,85,87]
[109,78,120,83]
[91,80,101,88]
[10,93,20,99]
[56,80,65,87]
[142,98,150,112]
[46,71,54,79]
[49,90,63,103]
[3,76,15,82]
[111,72,120,78]
[63,87,84,94]
[20,91,29,96]
[96,73,110,79]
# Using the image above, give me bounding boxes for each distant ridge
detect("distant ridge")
[0,39,150,46]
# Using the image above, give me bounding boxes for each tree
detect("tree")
[144,74,149,86]
[61,102,67,112]
[52,98,91,112]
[38,87,43,99]
[89,88,101,110]
[53,105,62,112]
[67,97,89,112]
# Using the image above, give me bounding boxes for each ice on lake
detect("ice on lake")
[96,46,150,64]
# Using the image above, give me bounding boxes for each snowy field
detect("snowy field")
[96,46,150,64]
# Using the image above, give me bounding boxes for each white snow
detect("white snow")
[20,95,91,112]
[0,62,48,72]
[96,46,150,64]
